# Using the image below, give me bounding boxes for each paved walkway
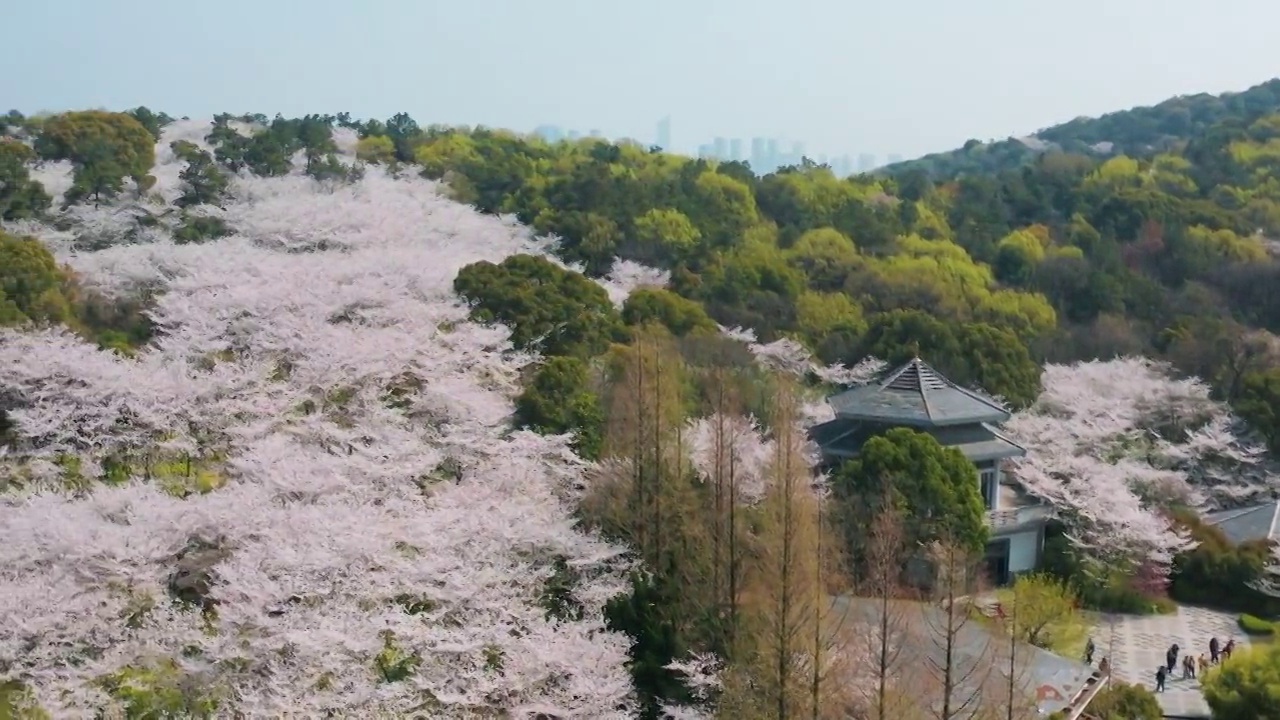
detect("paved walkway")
[1091,605,1249,718]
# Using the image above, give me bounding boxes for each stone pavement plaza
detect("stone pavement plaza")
[1093,605,1250,718]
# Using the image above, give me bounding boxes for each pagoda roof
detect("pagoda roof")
[811,419,1026,462]
[827,358,1010,427]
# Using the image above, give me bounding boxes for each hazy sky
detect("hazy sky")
[5,0,1278,160]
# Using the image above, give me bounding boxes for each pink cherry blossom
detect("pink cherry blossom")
[0,121,636,717]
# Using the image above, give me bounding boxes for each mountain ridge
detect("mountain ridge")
[881,77,1280,180]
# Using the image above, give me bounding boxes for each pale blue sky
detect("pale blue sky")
[5,0,1277,160]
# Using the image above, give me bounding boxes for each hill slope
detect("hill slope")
[882,77,1280,180]
[0,120,638,717]
[4,102,1280,717]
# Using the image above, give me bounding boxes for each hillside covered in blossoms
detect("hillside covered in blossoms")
[2,102,1280,718]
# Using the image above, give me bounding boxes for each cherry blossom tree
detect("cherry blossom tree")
[0,121,638,717]
[1006,357,1276,583]
[595,258,671,308]
[714,324,885,425]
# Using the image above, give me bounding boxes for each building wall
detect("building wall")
[1001,527,1042,574]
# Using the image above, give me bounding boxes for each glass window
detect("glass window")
[980,468,997,510]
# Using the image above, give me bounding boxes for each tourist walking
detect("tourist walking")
[1182,654,1195,679]
[1198,654,1209,675]
[1223,638,1235,660]
[1166,643,1179,673]
[1156,665,1167,692]
[1085,637,1095,665]
[1210,636,1220,664]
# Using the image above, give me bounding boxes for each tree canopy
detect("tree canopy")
[5,85,1280,717]
[833,427,989,554]
[1202,643,1280,720]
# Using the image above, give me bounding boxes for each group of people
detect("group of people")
[1153,636,1235,692]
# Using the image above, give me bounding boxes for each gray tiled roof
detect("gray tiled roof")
[809,419,1026,463]
[831,596,1095,716]
[1203,501,1280,545]
[828,358,1010,427]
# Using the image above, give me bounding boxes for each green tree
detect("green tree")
[453,254,626,358]
[514,357,604,459]
[955,322,1042,409]
[1083,682,1162,720]
[1237,367,1280,454]
[35,110,156,204]
[0,231,72,325]
[355,135,396,164]
[0,140,51,220]
[171,140,229,208]
[997,573,1086,653]
[853,310,1041,408]
[125,106,172,142]
[1202,643,1280,720]
[630,207,701,264]
[685,170,759,247]
[621,289,716,337]
[605,570,695,719]
[833,427,988,555]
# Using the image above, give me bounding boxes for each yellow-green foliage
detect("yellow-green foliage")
[1228,138,1280,166]
[98,659,221,718]
[355,135,395,164]
[1185,224,1268,262]
[374,632,421,683]
[152,457,225,497]
[1086,155,1145,189]
[795,291,865,337]
[0,681,51,719]
[0,231,75,327]
[997,227,1048,263]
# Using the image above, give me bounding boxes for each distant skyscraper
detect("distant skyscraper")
[588,128,601,138]
[533,125,563,143]
[713,137,728,160]
[567,130,581,141]
[751,137,767,168]
[697,143,714,159]
[656,116,671,150]
[729,138,744,161]
[858,153,876,172]
[887,153,904,165]
[767,139,780,169]
[791,141,805,164]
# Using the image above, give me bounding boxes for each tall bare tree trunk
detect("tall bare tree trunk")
[861,502,910,720]
[923,539,992,720]
[744,374,830,719]
[704,367,747,654]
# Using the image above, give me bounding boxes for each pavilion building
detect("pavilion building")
[809,357,1052,585]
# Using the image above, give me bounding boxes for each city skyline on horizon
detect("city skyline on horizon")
[532,115,906,175]
[4,1,1276,163]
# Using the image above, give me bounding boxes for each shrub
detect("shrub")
[1085,681,1163,720]
[1041,531,1176,615]
[1203,644,1280,719]
[1238,613,1275,636]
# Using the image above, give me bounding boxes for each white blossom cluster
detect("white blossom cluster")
[1006,357,1278,575]
[0,122,639,717]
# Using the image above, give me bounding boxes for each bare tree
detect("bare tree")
[921,539,994,720]
[599,324,699,567]
[741,373,834,719]
[701,368,752,654]
[857,501,915,720]
[991,599,1039,720]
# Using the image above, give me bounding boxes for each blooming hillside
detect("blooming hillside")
[0,121,639,717]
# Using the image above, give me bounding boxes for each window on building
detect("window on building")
[980,468,998,510]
